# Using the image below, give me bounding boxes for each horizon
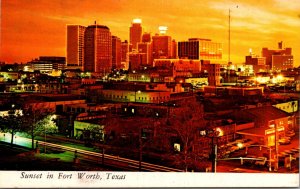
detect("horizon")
[1,0,299,66]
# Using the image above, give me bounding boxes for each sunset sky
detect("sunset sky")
[1,0,300,66]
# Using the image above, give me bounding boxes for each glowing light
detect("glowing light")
[237,143,243,149]
[215,127,224,137]
[158,26,168,34]
[132,18,142,24]
[277,75,283,81]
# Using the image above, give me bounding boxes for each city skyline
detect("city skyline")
[1,0,300,66]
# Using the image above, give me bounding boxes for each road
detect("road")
[0,133,183,172]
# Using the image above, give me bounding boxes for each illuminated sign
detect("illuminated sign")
[265,126,285,135]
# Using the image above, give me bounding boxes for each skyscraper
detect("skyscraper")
[137,42,152,65]
[66,25,86,70]
[129,19,142,51]
[178,38,222,60]
[142,32,151,43]
[112,36,122,69]
[152,34,172,59]
[84,23,112,74]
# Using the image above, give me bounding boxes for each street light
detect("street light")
[135,90,141,102]
[202,128,222,173]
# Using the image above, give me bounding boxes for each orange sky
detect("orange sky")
[1,0,300,66]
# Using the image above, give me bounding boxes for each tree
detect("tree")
[0,108,25,146]
[166,97,207,171]
[22,106,55,149]
[33,115,58,136]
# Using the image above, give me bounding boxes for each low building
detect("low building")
[28,56,66,74]
[233,106,292,146]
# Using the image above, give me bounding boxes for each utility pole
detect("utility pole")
[228,8,231,64]
[139,127,142,171]
[274,122,278,171]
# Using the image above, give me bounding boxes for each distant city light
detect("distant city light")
[132,18,142,24]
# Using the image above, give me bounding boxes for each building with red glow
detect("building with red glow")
[129,52,147,71]
[178,38,222,60]
[29,56,66,74]
[262,42,293,71]
[121,40,130,70]
[153,59,201,78]
[66,25,86,70]
[152,34,173,59]
[129,19,143,51]
[206,63,220,86]
[112,36,122,69]
[84,24,112,74]
[245,55,267,73]
[137,42,152,66]
[142,32,151,43]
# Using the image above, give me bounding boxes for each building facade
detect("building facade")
[262,42,294,71]
[112,36,122,70]
[152,34,173,59]
[245,55,267,74]
[66,25,86,70]
[129,19,143,51]
[137,42,152,66]
[178,38,222,60]
[121,40,130,70]
[29,56,66,74]
[84,24,112,74]
[207,64,220,86]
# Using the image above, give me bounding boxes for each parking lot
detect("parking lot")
[216,131,299,173]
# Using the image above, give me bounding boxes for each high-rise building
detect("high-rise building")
[262,42,293,71]
[142,32,151,43]
[121,40,130,70]
[84,23,112,74]
[129,19,142,51]
[152,34,172,59]
[129,52,146,71]
[172,40,177,58]
[137,42,152,65]
[112,36,122,70]
[178,38,222,60]
[66,25,86,70]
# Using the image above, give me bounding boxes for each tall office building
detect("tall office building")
[129,19,143,51]
[152,34,173,59]
[142,32,151,43]
[121,40,130,70]
[178,38,222,60]
[112,36,122,69]
[66,25,86,70]
[137,42,152,65]
[172,39,177,58]
[84,23,112,74]
[262,42,293,71]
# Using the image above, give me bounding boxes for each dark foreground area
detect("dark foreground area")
[0,142,109,171]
